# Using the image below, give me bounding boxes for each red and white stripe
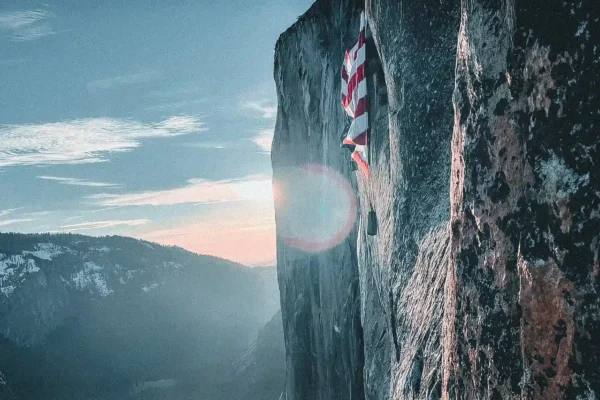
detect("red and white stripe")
[351,145,369,177]
[341,11,369,177]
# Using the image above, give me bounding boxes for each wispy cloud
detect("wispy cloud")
[146,84,204,99]
[37,176,121,188]
[80,206,126,214]
[87,175,272,207]
[252,128,274,153]
[0,209,54,224]
[144,98,208,112]
[59,219,150,231]
[178,141,230,149]
[22,211,53,217]
[87,70,160,92]
[243,97,276,154]
[0,10,59,41]
[0,11,46,30]
[0,218,33,227]
[0,115,206,168]
[152,116,204,132]
[0,208,21,218]
[243,100,277,119]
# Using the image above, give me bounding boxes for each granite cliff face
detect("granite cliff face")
[445,1,599,398]
[273,0,599,399]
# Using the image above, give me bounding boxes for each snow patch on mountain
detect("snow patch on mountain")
[0,254,40,297]
[163,261,183,270]
[1,240,189,299]
[90,246,111,253]
[141,283,159,292]
[0,285,15,296]
[23,243,72,261]
[71,261,113,297]
[126,269,144,279]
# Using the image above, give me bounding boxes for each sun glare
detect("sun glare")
[236,179,274,203]
[274,164,357,252]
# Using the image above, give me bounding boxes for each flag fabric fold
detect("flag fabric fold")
[341,11,369,177]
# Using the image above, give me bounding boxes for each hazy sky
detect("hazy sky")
[0,0,313,266]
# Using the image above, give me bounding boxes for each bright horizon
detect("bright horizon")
[0,0,314,266]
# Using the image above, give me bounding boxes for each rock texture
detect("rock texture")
[273,3,367,400]
[444,1,600,398]
[230,311,287,400]
[273,0,598,399]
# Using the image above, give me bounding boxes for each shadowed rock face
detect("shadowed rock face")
[273,0,598,399]
[273,3,367,400]
[444,1,600,399]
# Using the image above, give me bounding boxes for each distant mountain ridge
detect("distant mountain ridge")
[0,232,284,400]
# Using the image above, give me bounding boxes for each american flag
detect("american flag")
[341,11,369,177]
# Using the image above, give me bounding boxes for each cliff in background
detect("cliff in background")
[272,0,599,399]
[0,233,283,400]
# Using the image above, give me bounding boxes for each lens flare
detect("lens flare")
[236,179,273,203]
[274,164,356,252]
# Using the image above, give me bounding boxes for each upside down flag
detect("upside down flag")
[341,11,369,177]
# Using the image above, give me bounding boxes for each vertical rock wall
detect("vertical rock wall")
[444,0,600,398]
[273,0,459,398]
[273,2,366,399]
[273,0,599,399]
[362,1,459,399]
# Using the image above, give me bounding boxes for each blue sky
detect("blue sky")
[0,0,313,266]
